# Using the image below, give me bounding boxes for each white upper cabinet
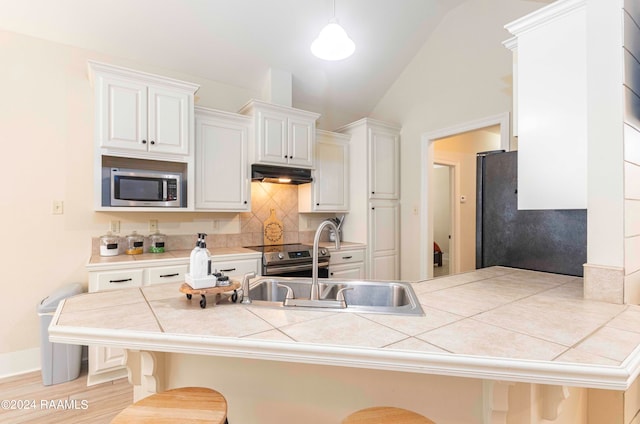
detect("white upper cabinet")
[90,61,199,160]
[504,0,587,210]
[239,100,319,168]
[369,126,400,200]
[194,107,251,211]
[299,130,350,212]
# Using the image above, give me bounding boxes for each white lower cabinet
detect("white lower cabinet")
[146,264,189,285]
[86,254,260,385]
[329,248,365,279]
[90,269,144,292]
[211,257,261,281]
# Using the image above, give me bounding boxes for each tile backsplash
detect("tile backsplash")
[92,182,324,255]
[241,182,302,246]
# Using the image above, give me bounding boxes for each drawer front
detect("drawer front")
[92,269,144,292]
[211,258,260,280]
[329,249,365,265]
[329,263,365,279]
[147,265,189,285]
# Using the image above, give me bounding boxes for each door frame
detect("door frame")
[432,160,459,276]
[419,112,510,280]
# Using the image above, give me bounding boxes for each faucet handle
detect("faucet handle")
[277,283,295,300]
[336,287,354,303]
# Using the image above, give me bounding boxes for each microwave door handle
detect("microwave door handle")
[163,180,167,201]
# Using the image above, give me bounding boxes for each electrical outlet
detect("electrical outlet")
[52,200,64,215]
[149,219,158,233]
[109,220,120,233]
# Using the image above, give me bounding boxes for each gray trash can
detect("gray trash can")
[37,283,84,386]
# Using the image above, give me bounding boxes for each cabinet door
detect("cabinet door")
[314,136,349,211]
[148,86,190,155]
[98,76,148,152]
[288,116,314,167]
[369,128,399,199]
[87,346,127,386]
[369,202,399,280]
[195,113,250,211]
[257,109,288,165]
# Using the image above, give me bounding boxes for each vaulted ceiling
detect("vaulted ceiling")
[0,0,553,129]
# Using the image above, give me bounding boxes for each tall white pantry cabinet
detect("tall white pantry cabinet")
[338,119,400,280]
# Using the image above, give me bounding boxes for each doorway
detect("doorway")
[432,162,455,277]
[419,113,510,280]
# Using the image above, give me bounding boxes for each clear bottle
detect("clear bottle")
[125,231,144,255]
[99,232,119,257]
[148,232,166,253]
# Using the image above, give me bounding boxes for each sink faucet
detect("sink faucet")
[240,271,256,304]
[311,219,341,301]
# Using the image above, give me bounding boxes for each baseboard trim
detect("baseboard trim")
[0,348,40,379]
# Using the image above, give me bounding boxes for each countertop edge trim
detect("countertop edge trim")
[48,324,633,391]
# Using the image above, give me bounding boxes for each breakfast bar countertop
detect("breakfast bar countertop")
[49,267,640,390]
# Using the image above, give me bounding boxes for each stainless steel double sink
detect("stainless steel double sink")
[246,277,425,316]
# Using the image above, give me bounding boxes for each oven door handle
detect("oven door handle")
[263,261,329,276]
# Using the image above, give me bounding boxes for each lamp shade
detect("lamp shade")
[311,19,355,61]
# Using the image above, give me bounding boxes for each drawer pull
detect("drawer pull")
[160,273,180,278]
[219,268,236,272]
[342,256,353,260]
[109,278,132,283]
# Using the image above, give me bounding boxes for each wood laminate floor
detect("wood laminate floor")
[0,363,132,424]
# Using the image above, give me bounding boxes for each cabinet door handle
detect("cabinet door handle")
[372,207,375,210]
[284,155,289,159]
[109,278,132,283]
[150,140,155,145]
[342,256,353,260]
[371,191,375,194]
[141,140,147,144]
[244,201,248,204]
[160,273,179,278]
[219,268,236,272]
[316,203,320,206]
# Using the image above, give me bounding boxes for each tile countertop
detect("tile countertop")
[87,242,366,267]
[49,267,640,390]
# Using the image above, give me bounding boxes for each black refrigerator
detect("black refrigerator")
[475,150,587,276]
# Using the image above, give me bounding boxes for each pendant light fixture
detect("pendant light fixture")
[311,0,355,61]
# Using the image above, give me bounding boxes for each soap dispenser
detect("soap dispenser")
[194,235,210,279]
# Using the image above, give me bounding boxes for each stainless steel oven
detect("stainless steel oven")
[244,244,330,278]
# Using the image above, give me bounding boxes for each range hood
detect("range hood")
[251,164,313,185]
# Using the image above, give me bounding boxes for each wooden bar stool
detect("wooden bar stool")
[342,406,435,424]
[111,387,228,424]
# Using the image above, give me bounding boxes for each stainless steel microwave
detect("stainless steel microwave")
[110,169,182,207]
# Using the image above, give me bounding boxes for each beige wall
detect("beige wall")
[371,0,543,280]
[0,29,262,370]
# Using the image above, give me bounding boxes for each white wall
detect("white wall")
[0,29,261,374]
[371,0,544,280]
